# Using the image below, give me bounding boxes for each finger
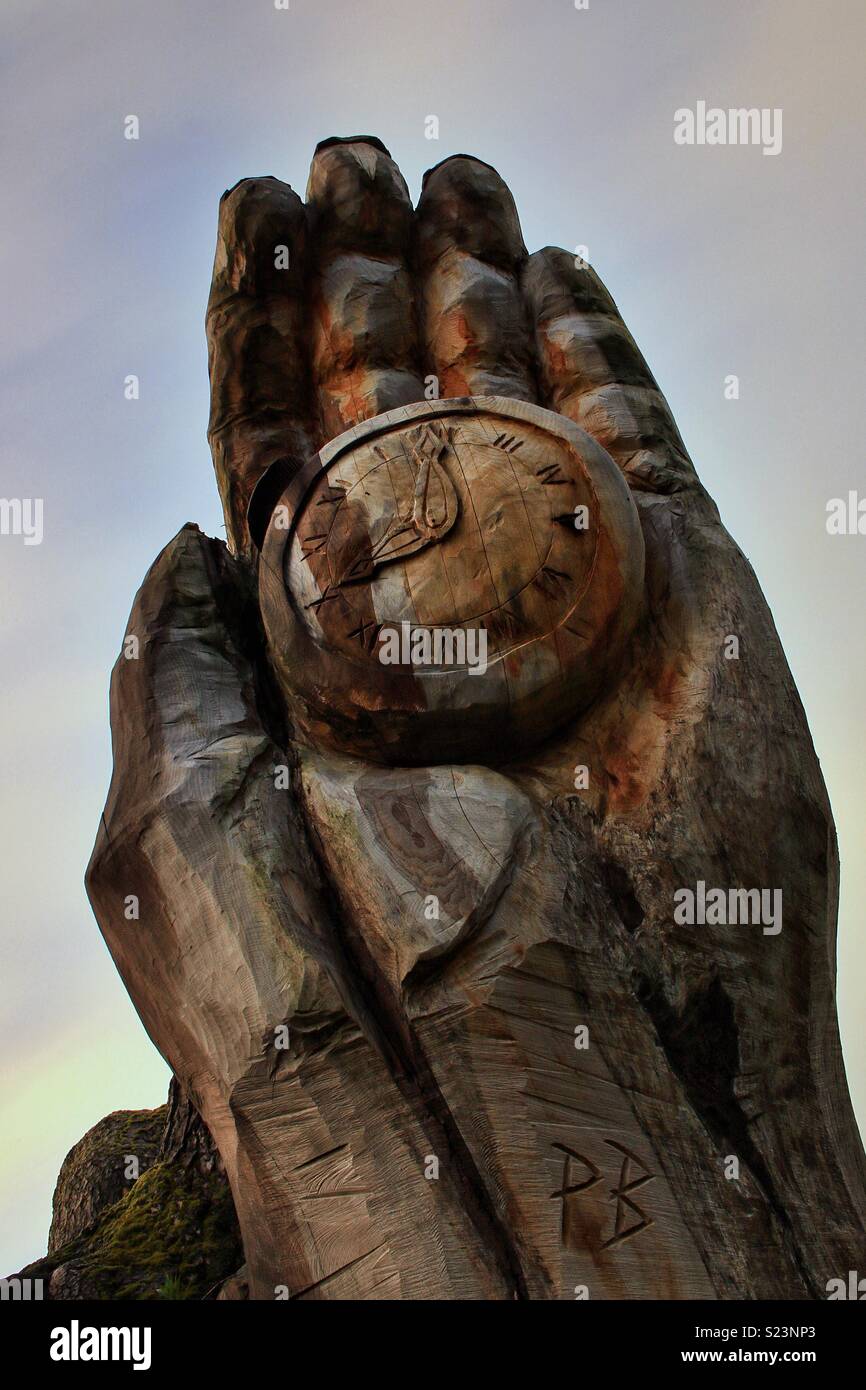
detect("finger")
[206,177,313,554]
[522,247,693,492]
[306,137,424,440]
[415,156,537,402]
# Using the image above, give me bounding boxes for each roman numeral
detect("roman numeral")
[536,463,567,485]
[316,484,346,507]
[300,533,328,560]
[346,619,381,652]
[305,584,341,612]
[492,433,523,453]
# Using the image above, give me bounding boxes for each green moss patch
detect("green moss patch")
[44,1159,242,1301]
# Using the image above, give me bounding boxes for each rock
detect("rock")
[48,1262,100,1300]
[41,1154,241,1300]
[82,138,866,1299]
[8,1081,243,1300]
[48,1106,165,1253]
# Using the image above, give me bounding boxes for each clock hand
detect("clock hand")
[335,428,460,585]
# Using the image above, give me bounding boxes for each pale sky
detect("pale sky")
[1,0,864,1274]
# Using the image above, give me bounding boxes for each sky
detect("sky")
[1,0,864,1274]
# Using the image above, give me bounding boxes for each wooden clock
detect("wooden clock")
[253,397,645,764]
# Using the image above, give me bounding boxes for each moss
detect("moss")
[47,1159,242,1301]
[48,1105,168,1254]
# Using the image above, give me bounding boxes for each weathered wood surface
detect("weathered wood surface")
[87,138,866,1300]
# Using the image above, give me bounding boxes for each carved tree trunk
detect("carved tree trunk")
[85,137,866,1300]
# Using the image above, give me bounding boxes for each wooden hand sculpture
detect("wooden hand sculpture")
[87,137,866,1300]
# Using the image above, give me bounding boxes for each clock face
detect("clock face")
[290,413,597,667]
[258,398,644,765]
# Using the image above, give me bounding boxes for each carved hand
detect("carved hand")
[87,137,865,1300]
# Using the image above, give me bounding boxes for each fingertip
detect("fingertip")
[523,247,618,318]
[211,177,307,299]
[306,138,412,255]
[416,154,526,271]
[420,152,501,190]
[221,173,280,199]
[314,134,392,159]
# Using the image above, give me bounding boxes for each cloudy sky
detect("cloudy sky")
[1,0,864,1274]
